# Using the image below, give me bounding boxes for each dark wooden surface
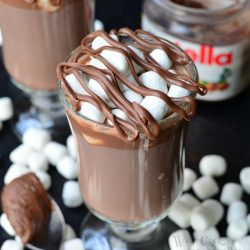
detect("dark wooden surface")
[1,0,250,246]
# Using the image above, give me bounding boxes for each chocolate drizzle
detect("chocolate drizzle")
[57,28,207,141]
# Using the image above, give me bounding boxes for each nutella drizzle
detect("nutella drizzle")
[57,28,207,141]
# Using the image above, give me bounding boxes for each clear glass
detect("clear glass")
[59,37,198,249]
[0,0,94,138]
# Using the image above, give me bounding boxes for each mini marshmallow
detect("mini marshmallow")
[0,214,15,236]
[179,193,200,210]
[215,238,234,250]
[183,168,197,191]
[87,58,108,70]
[234,236,250,250]
[227,201,247,224]
[168,230,193,250]
[57,156,78,180]
[88,78,110,101]
[220,182,243,205]
[34,171,51,190]
[226,218,248,241]
[94,19,104,31]
[140,96,169,122]
[92,35,118,50]
[1,240,23,250]
[9,144,35,165]
[28,152,49,172]
[65,73,88,95]
[64,224,76,241]
[239,167,250,194]
[22,128,51,151]
[168,85,190,98]
[118,74,137,92]
[62,181,83,208]
[150,49,172,70]
[79,102,105,123]
[4,164,30,185]
[66,135,77,159]
[112,109,128,121]
[191,199,224,232]
[139,71,168,94]
[0,97,14,121]
[199,155,227,177]
[193,227,220,246]
[192,176,219,200]
[43,141,68,167]
[190,241,208,250]
[128,45,144,73]
[123,90,143,104]
[61,238,85,250]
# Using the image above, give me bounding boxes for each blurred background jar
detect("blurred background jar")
[142,0,250,101]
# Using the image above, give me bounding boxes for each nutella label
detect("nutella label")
[142,16,250,101]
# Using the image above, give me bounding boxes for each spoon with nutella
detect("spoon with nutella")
[1,173,65,250]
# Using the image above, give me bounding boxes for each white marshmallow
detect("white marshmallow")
[193,227,220,246]
[192,176,219,200]
[168,230,193,250]
[88,78,109,101]
[87,58,108,70]
[63,224,76,241]
[227,201,247,224]
[101,50,129,74]
[183,168,197,191]
[61,238,85,250]
[199,155,227,177]
[239,167,250,194]
[0,214,15,236]
[179,193,200,210]
[118,74,137,92]
[62,181,83,208]
[92,35,118,50]
[28,152,49,172]
[220,183,243,205]
[234,236,250,250]
[112,109,128,121]
[66,135,77,159]
[190,241,208,250]
[128,45,144,73]
[226,218,248,241]
[123,90,143,104]
[140,96,169,122]
[215,238,234,250]
[43,141,68,167]
[94,19,104,31]
[79,102,105,124]
[168,85,190,98]
[33,170,51,190]
[57,156,78,180]
[150,49,172,69]
[0,97,14,121]
[1,240,23,250]
[9,144,35,165]
[4,164,30,184]
[22,128,51,151]
[65,73,88,96]
[191,200,224,232]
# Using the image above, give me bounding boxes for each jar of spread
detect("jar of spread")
[142,0,250,101]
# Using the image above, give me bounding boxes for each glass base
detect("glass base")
[81,213,179,250]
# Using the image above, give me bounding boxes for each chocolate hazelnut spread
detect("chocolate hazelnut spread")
[1,173,52,244]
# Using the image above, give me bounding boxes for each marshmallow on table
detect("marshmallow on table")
[226,218,248,241]
[150,49,172,70]
[4,164,30,185]
[79,102,105,124]
[1,240,23,250]
[168,230,193,250]
[33,170,51,190]
[94,19,104,31]
[65,73,88,96]
[123,90,143,104]
[67,135,77,159]
[63,224,76,242]
[190,199,224,232]
[62,181,83,208]
[9,144,35,165]
[199,155,227,177]
[179,193,200,209]
[140,96,169,122]
[28,152,49,172]
[192,176,219,200]
[234,236,250,250]
[193,227,220,246]
[190,241,208,250]
[227,201,247,224]
[239,167,250,194]
[215,238,234,250]
[220,182,243,205]
[61,238,85,250]
[0,97,14,122]
[183,168,197,191]
[139,71,168,94]
[0,214,15,236]
[43,141,68,167]
[22,128,51,151]
[57,156,78,180]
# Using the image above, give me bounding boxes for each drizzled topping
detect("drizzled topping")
[57,28,207,141]
[24,0,61,11]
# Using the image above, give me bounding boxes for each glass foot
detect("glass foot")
[81,213,179,250]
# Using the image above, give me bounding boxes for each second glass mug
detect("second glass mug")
[59,37,199,249]
[0,0,94,138]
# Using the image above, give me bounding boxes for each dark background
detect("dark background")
[0,0,250,248]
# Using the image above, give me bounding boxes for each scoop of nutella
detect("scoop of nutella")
[57,28,207,141]
[1,173,52,244]
[25,0,61,12]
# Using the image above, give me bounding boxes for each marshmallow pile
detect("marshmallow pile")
[0,97,14,131]
[168,154,250,250]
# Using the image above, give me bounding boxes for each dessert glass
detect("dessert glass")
[59,38,198,249]
[0,0,94,138]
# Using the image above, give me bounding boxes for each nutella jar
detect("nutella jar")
[142,0,250,101]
